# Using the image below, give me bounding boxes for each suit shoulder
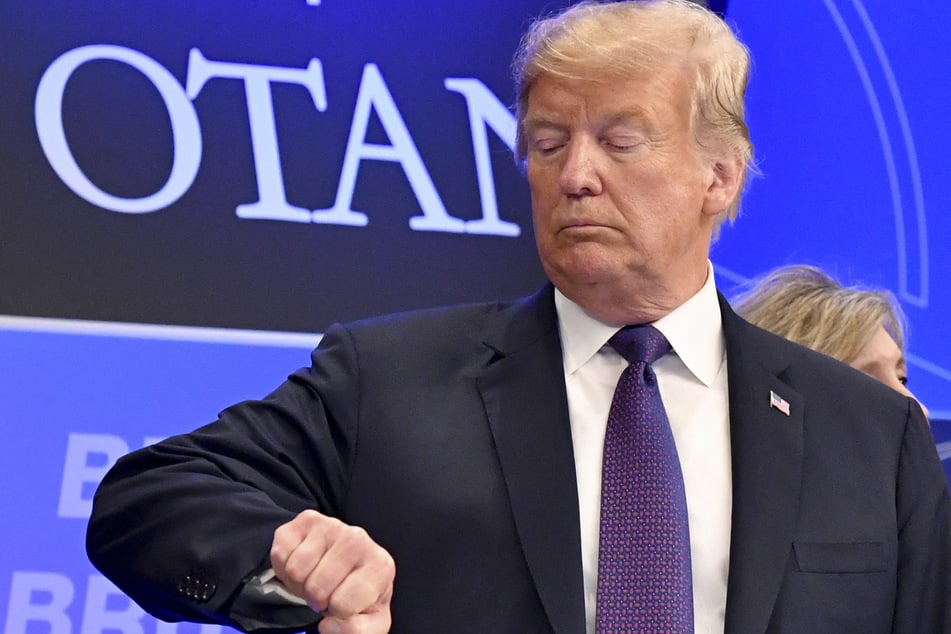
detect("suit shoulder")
[317,287,553,357]
[724,305,913,415]
[335,298,511,342]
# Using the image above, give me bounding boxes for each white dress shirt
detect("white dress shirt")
[555,263,732,634]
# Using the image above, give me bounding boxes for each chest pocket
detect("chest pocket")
[793,540,887,573]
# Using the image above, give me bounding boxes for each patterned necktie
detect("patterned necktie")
[595,324,694,633]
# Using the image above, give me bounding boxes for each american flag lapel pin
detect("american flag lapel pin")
[769,390,791,416]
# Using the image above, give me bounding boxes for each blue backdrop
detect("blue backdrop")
[3,2,949,633]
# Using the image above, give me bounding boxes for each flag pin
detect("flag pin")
[769,390,791,416]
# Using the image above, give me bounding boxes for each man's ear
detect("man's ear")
[701,154,744,217]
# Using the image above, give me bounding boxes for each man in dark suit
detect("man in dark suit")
[86,1,951,633]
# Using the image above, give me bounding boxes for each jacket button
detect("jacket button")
[199,582,216,601]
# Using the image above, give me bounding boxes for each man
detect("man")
[86,2,951,633]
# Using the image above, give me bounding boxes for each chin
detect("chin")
[542,245,625,288]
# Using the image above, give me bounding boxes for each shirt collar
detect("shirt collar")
[554,261,725,387]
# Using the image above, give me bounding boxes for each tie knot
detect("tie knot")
[609,324,671,366]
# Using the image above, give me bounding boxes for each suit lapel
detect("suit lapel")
[720,297,805,634]
[477,285,586,634]
[473,289,805,633]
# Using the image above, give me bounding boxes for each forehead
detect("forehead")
[852,326,904,368]
[524,67,691,127]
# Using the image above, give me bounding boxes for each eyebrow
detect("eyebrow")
[521,116,564,133]
[523,109,653,133]
[854,354,906,376]
[601,109,652,127]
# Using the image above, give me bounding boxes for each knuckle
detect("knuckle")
[282,560,307,584]
[283,552,317,584]
[380,552,396,579]
[297,508,323,527]
[270,541,289,570]
[327,593,358,619]
[303,576,330,607]
[343,525,368,543]
[269,546,284,570]
[271,523,290,549]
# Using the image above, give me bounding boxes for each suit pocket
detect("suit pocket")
[793,540,887,573]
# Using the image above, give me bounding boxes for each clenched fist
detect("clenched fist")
[271,510,395,634]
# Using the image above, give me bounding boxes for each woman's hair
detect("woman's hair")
[512,0,754,225]
[732,264,907,364]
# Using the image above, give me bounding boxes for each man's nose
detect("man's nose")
[559,138,603,196]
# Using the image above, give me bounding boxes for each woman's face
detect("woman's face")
[850,326,930,419]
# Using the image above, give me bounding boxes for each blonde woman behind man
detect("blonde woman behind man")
[733,264,929,418]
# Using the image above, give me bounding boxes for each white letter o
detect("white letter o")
[35,44,201,213]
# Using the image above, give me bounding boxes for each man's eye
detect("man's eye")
[605,139,642,152]
[534,140,564,154]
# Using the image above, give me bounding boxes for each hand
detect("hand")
[271,509,395,634]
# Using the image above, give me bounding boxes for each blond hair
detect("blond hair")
[512,0,754,225]
[732,265,907,364]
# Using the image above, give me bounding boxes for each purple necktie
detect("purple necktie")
[595,325,694,633]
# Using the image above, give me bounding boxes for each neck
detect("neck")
[558,264,709,326]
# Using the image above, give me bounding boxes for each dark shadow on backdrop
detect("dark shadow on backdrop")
[690,0,729,18]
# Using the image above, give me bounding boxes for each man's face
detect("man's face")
[523,66,722,311]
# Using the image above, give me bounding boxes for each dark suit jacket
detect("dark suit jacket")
[87,285,951,633]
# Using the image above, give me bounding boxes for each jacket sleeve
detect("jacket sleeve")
[85,323,363,632]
